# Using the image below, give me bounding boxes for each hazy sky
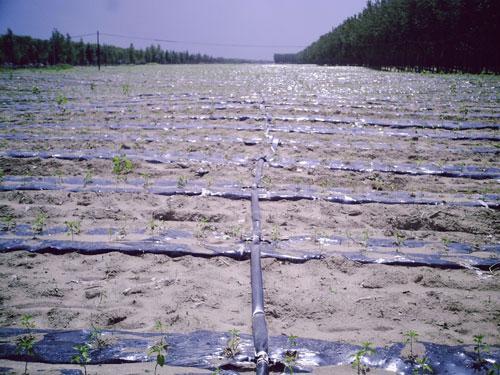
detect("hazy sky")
[0,0,367,60]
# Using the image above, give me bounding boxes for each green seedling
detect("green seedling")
[89,325,110,349]
[31,86,40,94]
[176,175,188,188]
[0,167,4,182]
[352,342,375,375]
[32,212,47,236]
[55,93,68,106]
[287,334,298,348]
[362,230,371,247]
[16,314,36,375]
[473,334,490,368]
[90,83,95,91]
[140,172,152,188]
[404,330,419,361]
[55,169,64,185]
[223,328,241,358]
[261,175,272,189]
[147,320,169,375]
[393,231,406,247]
[271,224,281,242]
[441,237,451,247]
[148,219,159,234]
[195,217,212,239]
[211,368,222,375]
[71,343,91,375]
[65,220,81,240]
[284,334,299,374]
[107,228,114,241]
[0,213,16,232]
[83,170,93,186]
[226,224,242,240]
[122,84,130,95]
[112,155,133,180]
[413,356,433,374]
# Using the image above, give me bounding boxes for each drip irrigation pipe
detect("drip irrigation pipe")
[250,159,269,374]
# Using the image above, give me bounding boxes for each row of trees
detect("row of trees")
[275,0,500,73]
[0,29,247,67]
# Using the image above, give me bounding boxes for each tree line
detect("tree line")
[275,0,500,73]
[0,29,249,67]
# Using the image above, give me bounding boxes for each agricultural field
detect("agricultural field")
[0,64,498,374]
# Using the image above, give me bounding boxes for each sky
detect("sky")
[0,0,367,61]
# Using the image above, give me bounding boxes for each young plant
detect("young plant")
[226,224,243,240]
[0,213,16,232]
[148,219,159,234]
[412,356,433,375]
[83,170,93,186]
[223,328,241,358]
[55,93,68,113]
[32,212,47,236]
[271,224,281,242]
[112,155,133,180]
[122,83,130,95]
[65,220,81,240]
[55,169,64,185]
[176,175,188,189]
[393,231,406,247]
[404,330,419,361]
[147,320,169,375]
[284,334,299,374]
[473,334,490,368]
[89,325,110,350]
[351,342,375,375]
[195,217,212,239]
[71,343,91,375]
[16,314,36,375]
[140,172,152,188]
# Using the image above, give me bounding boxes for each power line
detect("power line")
[99,32,305,49]
[69,32,97,39]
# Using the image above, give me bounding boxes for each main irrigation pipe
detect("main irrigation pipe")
[251,158,269,374]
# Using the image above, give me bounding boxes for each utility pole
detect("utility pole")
[97,30,101,70]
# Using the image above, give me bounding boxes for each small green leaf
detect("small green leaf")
[157,353,165,367]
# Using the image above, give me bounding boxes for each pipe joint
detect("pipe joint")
[252,308,265,316]
[255,350,269,365]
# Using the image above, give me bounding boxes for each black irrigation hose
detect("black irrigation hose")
[250,159,270,374]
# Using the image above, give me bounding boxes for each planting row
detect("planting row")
[0,175,498,208]
[0,327,499,374]
[1,150,498,179]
